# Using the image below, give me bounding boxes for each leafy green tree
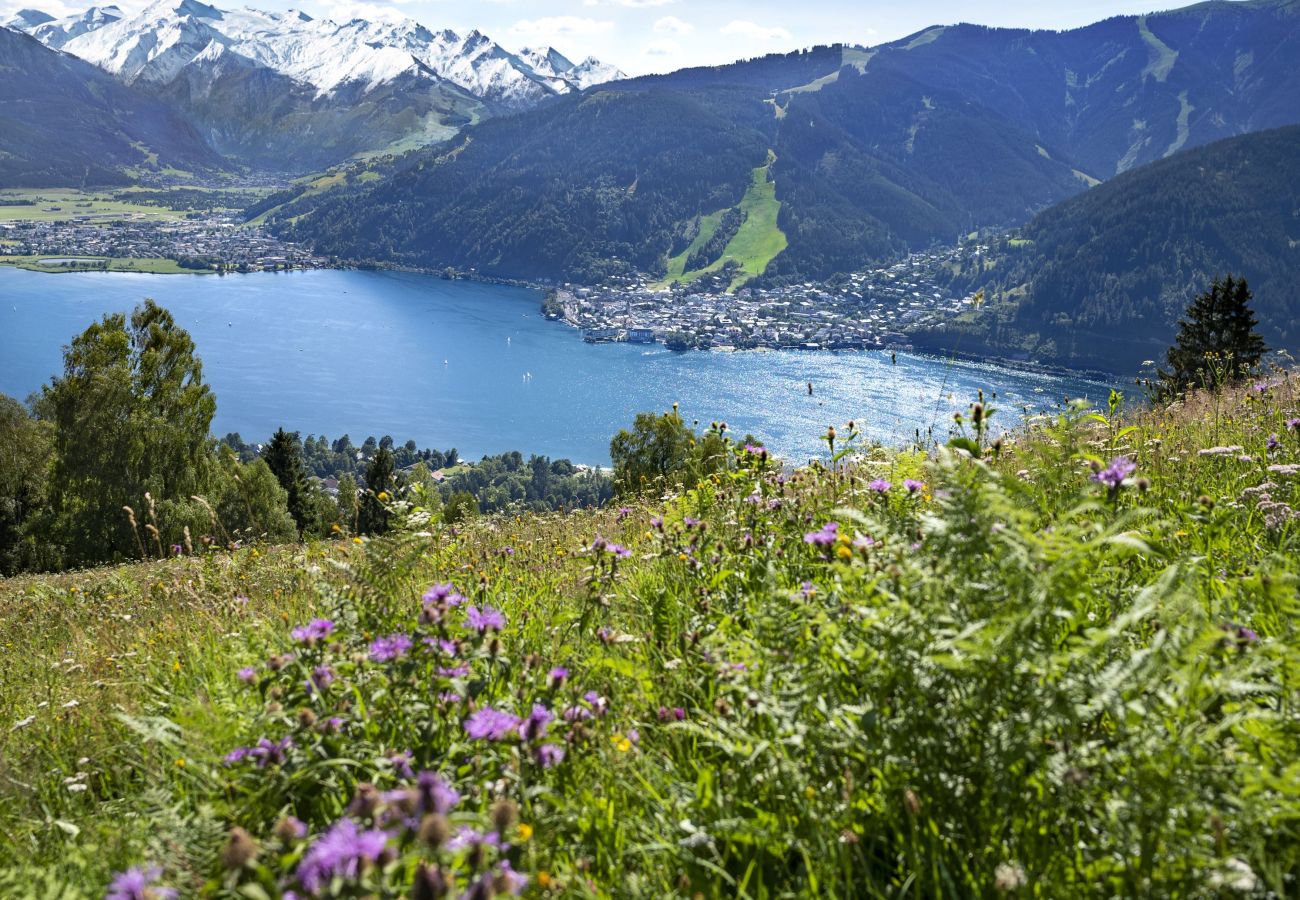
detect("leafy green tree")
[336,473,360,533]
[38,300,216,565]
[0,394,55,574]
[359,447,396,535]
[443,490,478,525]
[610,407,695,496]
[1159,276,1268,395]
[263,427,312,537]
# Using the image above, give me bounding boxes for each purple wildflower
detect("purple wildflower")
[437,663,471,678]
[290,618,335,645]
[389,750,415,779]
[465,605,506,634]
[422,583,466,609]
[228,736,292,768]
[592,536,632,558]
[800,581,817,598]
[617,506,633,522]
[310,665,335,691]
[1092,456,1137,490]
[463,707,521,741]
[868,478,892,493]
[320,716,343,734]
[583,691,609,717]
[1287,418,1300,434]
[536,744,565,768]
[519,703,554,742]
[650,515,664,530]
[106,866,177,900]
[237,666,257,684]
[1267,434,1282,452]
[416,771,461,815]
[296,819,390,894]
[903,479,925,494]
[369,633,413,662]
[447,827,502,853]
[495,860,529,896]
[547,666,569,688]
[804,522,839,547]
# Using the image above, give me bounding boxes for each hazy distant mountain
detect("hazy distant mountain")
[915,125,1300,372]
[0,25,220,186]
[11,1,624,171]
[281,1,1300,286]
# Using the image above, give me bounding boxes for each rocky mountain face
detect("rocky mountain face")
[0,24,221,186]
[9,1,625,171]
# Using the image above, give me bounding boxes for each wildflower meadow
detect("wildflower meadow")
[2,373,1300,897]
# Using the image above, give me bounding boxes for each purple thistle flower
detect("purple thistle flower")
[296,819,390,894]
[853,534,876,550]
[369,633,413,663]
[463,707,521,741]
[290,618,335,645]
[536,744,565,768]
[1287,417,1300,433]
[423,583,466,609]
[495,860,529,896]
[903,479,925,494]
[804,522,839,547]
[868,478,892,493]
[650,515,664,530]
[106,865,177,900]
[416,771,461,814]
[617,506,633,522]
[1092,456,1137,490]
[562,705,592,722]
[447,827,502,853]
[583,691,609,717]
[683,517,701,528]
[800,581,817,598]
[389,750,415,779]
[310,665,335,691]
[237,666,257,684]
[1267,433,1282,452]
[547,666,569,689]
[465,605,506,634]
[519,703,554,742]
[438,663,471,678]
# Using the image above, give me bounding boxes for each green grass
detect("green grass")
[3,375,1300,896]
[0,187,265,224]
[0,255,210,275]
[659,153,789,291]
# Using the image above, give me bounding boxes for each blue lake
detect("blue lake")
[0,267,1112,463]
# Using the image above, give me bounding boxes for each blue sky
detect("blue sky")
[9,0,1236,74]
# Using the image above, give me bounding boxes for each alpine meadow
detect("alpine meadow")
[3,0,1300,897]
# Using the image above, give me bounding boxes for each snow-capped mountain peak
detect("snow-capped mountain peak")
[15,2,624,105]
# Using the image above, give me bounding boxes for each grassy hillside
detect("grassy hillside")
[661,157,789,290]
[3,375,1300,895]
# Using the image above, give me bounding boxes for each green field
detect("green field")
[660,153,789,291]
[0,187,266,224]
[0,255,209,274]
[3,375,1300,895]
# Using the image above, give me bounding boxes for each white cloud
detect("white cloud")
[720,19,793,42]
[509,15,616,43]
[644,38,680,56]
[653,15,692,35]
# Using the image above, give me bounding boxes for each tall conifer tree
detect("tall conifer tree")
[1160,276,1267,395]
